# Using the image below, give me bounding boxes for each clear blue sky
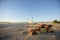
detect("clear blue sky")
[0,0,60,22]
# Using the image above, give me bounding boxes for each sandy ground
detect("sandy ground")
[0,23,60,40]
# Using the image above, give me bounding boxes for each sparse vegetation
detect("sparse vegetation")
[53,20,60,23]
[0,22,60,40]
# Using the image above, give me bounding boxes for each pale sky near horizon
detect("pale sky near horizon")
[0,0,60,22]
